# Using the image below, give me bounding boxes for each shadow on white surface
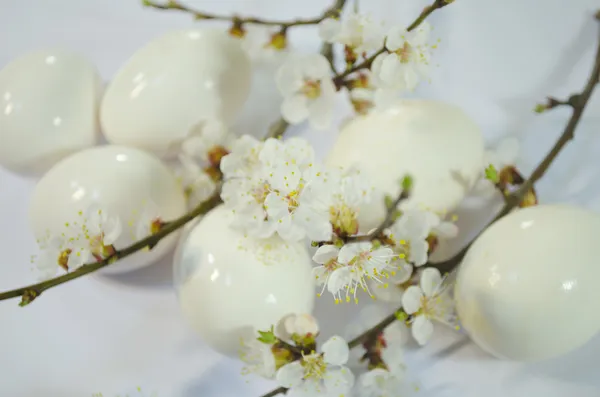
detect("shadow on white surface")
[506,333,600,388]
[98,251,176,290]
[180,357,273,397]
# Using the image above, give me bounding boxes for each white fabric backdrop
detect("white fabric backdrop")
[1,0,600,396]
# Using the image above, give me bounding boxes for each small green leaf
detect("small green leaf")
[384,194,394,209]
[257,326,277,344]
[484,164,499,184]
[395,310,408,322]
[141,0,152,6]
[391,209,403,222]
[400,175,413,192]
[534,103,547,113]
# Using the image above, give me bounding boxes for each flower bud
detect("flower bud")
[267,30,287,50]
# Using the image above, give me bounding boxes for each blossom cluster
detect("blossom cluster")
[34,202,166,280]
[275,11,436,128]
[240,304,454,397]
[220,135,371,242]
[219,135,460,311]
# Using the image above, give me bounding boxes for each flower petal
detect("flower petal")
[312,245,339,264]
[385,26,406,51]
[102,216,122,246]
[307,95,334,130]
[435,222,459,239]
[301,54,331,79]
[322,335,350,365]
[410,240,429,267]
[312,266,328,286]
[264,192,289,218]
[276,214,306,242]
[420,267,442,297]
[327,266,353,295]
[281,94,309,124]
[379,54,404,87]
[324,367,354,395]
[401,285,423,314]
[318,18,341,42]
[412,314,434,346]
[276,62,303,96]
[276,361,305,388]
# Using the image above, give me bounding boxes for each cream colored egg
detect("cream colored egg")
[326,100,484,231]
[455,204,600,361]
[29,146,186,274]
[174,205,315,357]
[0,49,102,176]
[101,28,251,156]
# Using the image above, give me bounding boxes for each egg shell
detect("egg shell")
[29,145,186,274]
[101,28,251,156]
[175,205,315,357]
[326,99,484,231]
[455,204,600,361]
[0,49,102,176]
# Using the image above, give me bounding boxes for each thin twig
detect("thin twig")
[264,0,348,140]
[143,0,343,28]
[345,188,409,243]
[432,14,600,275]
[0,193,222,305]
[261,387,288,397]
[332,0,450,87]
[348,309,400,348]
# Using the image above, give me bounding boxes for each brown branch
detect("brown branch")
[432,13,600,275]
[333,0,451,88]
[143,0,344,28]
[0,192,222,305]
[348,309,401,348]
[260,387,288,397]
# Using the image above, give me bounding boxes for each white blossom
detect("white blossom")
[276,54,336,129]
[425,211,459,239]
[474,137,520,197]
[277,313,320,341]
[276,336,354,396]
[174,120,228,208]
[356,365,418,397]
[319,12,385,53]
[372,22,432,92]
[312,244,342,297]
[83,204,122,255]
[135,201,164,241]
[35,235,91,279]
[221,136,334,242]
[240,337,277,379]
[348,71,402,113]
[220,135,264,179]
[328,242,395,303]
[174,156,217,209]
[181,119,231,164]
[401,267,454,346]
[386,210,431,267]
[325,167,372,236]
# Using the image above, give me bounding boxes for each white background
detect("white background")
[1,0,600,396]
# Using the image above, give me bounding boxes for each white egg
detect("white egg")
[326,100,484,231]
[174,205,315,357]
[455,204,600,361]
[29,145,186,274]
[0,49,102,176]
[101,28,251,156]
